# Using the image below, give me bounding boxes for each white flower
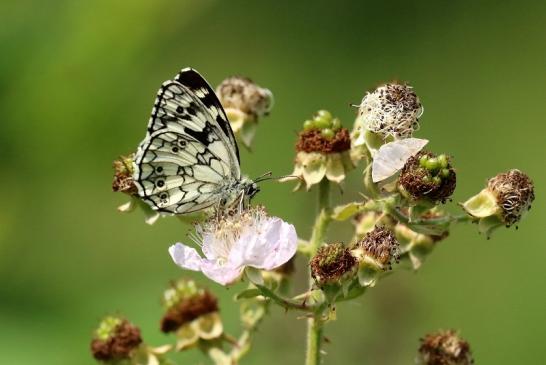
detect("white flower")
[169,207,297,285]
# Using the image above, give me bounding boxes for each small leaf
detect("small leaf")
[235,288,262,300]
[331,202,363,221]
[245,267,264,285]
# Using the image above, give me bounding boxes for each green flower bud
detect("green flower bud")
[417,330,474,365]
[313,116,332,129]
[321,128,335,140]
[331,118,342,131]
[303,119,314,131]
[419,155,429,168]
[425,157,440,172]
[437,154,449,169]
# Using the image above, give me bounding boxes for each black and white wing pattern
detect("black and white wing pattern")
[133,68,241,214]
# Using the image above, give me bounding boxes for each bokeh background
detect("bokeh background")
[1,1,545,364]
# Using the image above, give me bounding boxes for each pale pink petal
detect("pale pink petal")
[259,220,297,270]
[200,233,219,260]
[169,243,203,271]
[200,260,243,285]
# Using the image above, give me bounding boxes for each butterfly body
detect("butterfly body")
[133,68,257,215]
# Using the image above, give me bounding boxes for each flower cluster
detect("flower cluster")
[104,69,536,365]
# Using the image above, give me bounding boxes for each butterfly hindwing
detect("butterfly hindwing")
[133,68,242,214]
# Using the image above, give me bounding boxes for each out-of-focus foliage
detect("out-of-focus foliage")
[0,1,544,364]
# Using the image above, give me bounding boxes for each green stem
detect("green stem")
[308,179,332,255]
[305,178,331,365]
[305,317,323,365]
[255,284,313,312]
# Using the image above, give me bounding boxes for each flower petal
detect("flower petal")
[259,219,297,270]
[200,260,243,286]
[169,243,203,271]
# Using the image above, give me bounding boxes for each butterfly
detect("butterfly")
[133,68,259,215]
[372,138,428,182]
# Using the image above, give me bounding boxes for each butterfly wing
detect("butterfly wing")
[372,138,428,182]
[133,68,241,214]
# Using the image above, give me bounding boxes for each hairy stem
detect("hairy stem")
[305,178,331,365]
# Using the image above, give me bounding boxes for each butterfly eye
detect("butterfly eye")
[156,178,165,188]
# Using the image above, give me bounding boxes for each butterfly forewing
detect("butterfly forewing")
[134,68,242,214]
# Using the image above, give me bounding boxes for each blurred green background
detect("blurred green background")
[1,1,544,364]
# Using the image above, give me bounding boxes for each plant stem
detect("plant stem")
[305,178,331,365]
[305,317,323,365]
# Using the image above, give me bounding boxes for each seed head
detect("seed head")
[399,151,456,203]
[216,76,273,119]
[354,226,399,269]
[487,169,534,226]
[417,330,474,365]
[90,317,142,362]
[160,279,219,333]
[296,128,351,154]
[358,82,423,139]
[310,242,358,285]
[112,154,137,195]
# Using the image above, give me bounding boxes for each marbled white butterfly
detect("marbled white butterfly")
[133,68,259,215]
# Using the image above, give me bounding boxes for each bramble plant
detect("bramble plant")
[101,72,535,365]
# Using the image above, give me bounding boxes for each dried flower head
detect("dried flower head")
[310,242,358,285]
[90,317,142,362]
[358,82,423,139]
[217,76,273,119]
[282,111,354,189]
[462,169,534,237]
[169,206,297,285]
[112,154,137,195]
[417,330,474,365]
[487,169,535,226]
[161,279,219,333]
[354,226,399,269]
[216,76,273,148]
[399,151,456,203]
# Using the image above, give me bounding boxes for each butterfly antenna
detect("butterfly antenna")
[255,173,301,183]
[349,102,361,108]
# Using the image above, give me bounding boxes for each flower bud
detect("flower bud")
[112,155,138,195]
[352,226,399,287]
[395,223,447,270]
[357,82,423,140]
[282,111,354,190]
[160,279,222,351]
[399,151,456,203]
[310,242,358,286]
[216,76,273,148]
[417,330,474,365]
[90,316,142,362]
[462,169,534,236]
